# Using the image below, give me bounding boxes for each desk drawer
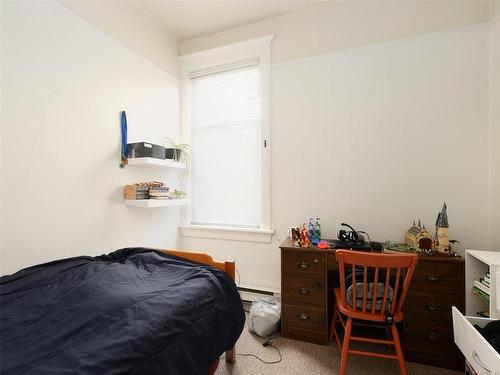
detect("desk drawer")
[411,261,463,293]
[282,251,326,277]
[406,350,463,371]
[281,324,327,345]
[283,303,326,331]
[452,307,500,375]
[405,325,457,355]
[282,277,325,305]
[406,290,460,327]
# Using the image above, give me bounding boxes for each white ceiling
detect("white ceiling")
[134,1,332,40]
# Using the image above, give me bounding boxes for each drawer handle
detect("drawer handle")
[298,261,309,270]
[425,332,439,342]
[297,287,311,295]
[426,304,440,312]
[298,313,310,321]
[426,274,442,282]
[472,350,492,374]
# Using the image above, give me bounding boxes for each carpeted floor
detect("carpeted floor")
[215,314,461,375]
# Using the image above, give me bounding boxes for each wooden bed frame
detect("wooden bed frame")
[159,249,236,365]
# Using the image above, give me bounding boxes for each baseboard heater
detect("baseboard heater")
[238,286,279,303]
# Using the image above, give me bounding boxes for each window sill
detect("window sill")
[178,225,274,243]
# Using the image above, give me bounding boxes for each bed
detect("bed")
[0,247,245,375]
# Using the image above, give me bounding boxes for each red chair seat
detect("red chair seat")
[334,288,404,323]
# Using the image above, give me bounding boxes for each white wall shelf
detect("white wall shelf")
[124,199,190,208]
[125,157,186,170]
[465,249,500,319]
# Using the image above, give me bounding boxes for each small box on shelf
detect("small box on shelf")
[127,142,165,160]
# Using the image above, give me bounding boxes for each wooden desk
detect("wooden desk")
[280,238,465,371]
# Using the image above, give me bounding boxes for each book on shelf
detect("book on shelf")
[472,285,490,305]
[473,280,490,295]
[124,193,149,200]
[480,278,490,287]
[124,182,173,200]
[477,310,490,318]
[124,185,149,200]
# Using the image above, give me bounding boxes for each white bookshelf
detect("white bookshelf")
[465,249,500,319]
[124,199,190,208]
[125,157,186,170]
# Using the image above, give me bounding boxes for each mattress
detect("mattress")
[0,248,245,374]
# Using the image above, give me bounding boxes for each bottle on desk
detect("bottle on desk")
[314,218,321,244]
[308,218,314,241]
[310,217,321,245]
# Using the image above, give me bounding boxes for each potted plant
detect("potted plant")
[162,137,191,171]
[171,189,186,200]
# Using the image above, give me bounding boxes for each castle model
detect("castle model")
[405,220,433,250]
[435,202,449,253]
[405,203,450,253]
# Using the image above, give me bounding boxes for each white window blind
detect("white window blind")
[190,63,261,228]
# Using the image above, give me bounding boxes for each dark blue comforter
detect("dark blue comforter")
[0,248,245,374]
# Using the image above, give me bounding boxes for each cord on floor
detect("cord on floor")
[236,333,282,364]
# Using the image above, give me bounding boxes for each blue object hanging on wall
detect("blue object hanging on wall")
[121,111,128,161]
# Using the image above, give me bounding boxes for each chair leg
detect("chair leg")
[391,325,407,375]
[339,317,352,375]
[330,299,338,343]
[385,325,392,351]
[332,309,342,350]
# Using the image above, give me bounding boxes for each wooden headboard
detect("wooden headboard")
[158,249,235,282]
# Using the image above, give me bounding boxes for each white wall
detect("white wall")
[180,0,491,64]
[61,0,179,78]
[1,1,181,275]
[491,11,500,250]
[181,26,491,292]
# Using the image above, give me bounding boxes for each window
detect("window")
[190,62,260,228]
[179,36,273,243]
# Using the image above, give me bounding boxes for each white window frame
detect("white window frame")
[178,36,274,243]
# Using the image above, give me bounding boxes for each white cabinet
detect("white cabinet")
[454,250,500,373]
[465,250,500,319]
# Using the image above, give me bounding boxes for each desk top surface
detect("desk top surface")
[279,238,464,263]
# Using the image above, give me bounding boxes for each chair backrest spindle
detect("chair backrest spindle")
[371,267,379,314]
[352,264,357,312]
[391,268,402,315]
[362,266,368,312]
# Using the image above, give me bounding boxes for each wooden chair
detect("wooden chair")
[330,250,418,375]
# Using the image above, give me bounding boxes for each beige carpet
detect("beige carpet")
[215,315,461,375]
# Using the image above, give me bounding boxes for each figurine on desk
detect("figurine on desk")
[290,219,383,251]
[298,223,311,247]
[294,218,322,247]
